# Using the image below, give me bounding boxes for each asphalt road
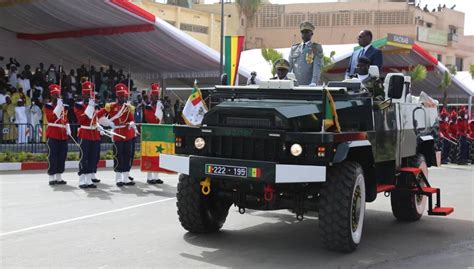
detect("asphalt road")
[1,165,473,268]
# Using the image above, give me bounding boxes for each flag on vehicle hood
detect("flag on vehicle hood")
[182,81,208,126]
[140,124,176,173]
[225,35,245,86]
[323,89,341,133]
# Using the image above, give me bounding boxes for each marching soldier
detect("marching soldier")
[44,84,70,186]
[448,110,459,163]
[143,83,164,184]
[105,83,138,187]
[288,21,323,86]
[74,81,107,188]
[439,108,452,164]
[457,107,469,165]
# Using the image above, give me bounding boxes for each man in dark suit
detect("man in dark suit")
[345,30,383,79]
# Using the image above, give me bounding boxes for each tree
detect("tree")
[261,48,283,76]
[469,64,474,79]
[409,64,427,82]
[322,51,336,73]
[236,0,262,48]
[438,70,452,107]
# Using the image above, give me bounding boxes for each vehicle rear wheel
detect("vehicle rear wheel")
[177,174,231,233]
[391,154,428,221]
[319,162,366,252]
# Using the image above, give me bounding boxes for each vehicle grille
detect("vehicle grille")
[204,136,281,162]
[225,117,271,128]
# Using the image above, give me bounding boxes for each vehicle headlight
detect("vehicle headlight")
[194,137,206,149]
[290,143,303,157]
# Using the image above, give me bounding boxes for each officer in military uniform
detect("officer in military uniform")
[143,83,164,184]
[353,56,384,100]
[105,83,137,187]
[271,59,290,80]
[74,81,108,188]
[288,21,323,86]
[44,84,70,186]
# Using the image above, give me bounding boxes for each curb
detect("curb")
[0,159,141,171]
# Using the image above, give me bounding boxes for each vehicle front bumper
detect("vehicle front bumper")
[159,154,326,183]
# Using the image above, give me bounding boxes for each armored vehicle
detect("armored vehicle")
[160,72,454,252]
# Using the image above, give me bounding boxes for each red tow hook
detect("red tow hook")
[264,184,275,202]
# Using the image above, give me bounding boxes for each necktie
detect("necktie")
[358,48,365,59]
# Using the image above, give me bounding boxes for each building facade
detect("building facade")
[196,0,473,71]
[132,0,234,51]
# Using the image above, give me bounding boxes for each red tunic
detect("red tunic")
[448,121,458,139]
[144,104,160,124]
[456,118,468,137]
[43,103,69,140]
[105,102,135,142]
[439,120,450,139]
[468,120,474,139]
[74,102,107,141]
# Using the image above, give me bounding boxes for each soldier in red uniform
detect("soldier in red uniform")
[457,107,469,165]
[143,83,164,184]
[439,108,451,164]
[44,84,70,185]
[468,119,474,164]
[105,83,137,187]
[448,110,459,163]
[74,81,107,188]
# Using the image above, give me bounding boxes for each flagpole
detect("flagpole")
[219,0,224,81]
[321,85,326,133]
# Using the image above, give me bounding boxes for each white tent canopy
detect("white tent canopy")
[0,0,250,85]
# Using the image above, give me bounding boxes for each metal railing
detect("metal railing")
[0,123,141,153]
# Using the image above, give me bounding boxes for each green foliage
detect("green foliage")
[100,150,114,160]
[261,48,284,76]
[67,152,80,161]
[470,64,474,79]
[438,70,452,107]
[0,151,47,162]
[409,64,427,82]
[322,51,336,73]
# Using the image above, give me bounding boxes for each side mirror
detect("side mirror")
[387,75,404,99]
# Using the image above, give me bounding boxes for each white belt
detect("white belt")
[47,123,65,128]
[79,125,96,130]
[114,125,127,129]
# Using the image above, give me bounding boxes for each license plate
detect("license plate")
[205,164,262,178]
[205,164,247,178]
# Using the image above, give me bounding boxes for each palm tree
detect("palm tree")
[409,64,428,82]
[438,70,452,107]
[261,48,283,76]
[469,64,474,79]
[236,0,262,48]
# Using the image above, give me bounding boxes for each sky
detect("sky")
[205,0,473,35]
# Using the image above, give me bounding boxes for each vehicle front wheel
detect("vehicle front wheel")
[176,174,231,233]
[319,162,366,252]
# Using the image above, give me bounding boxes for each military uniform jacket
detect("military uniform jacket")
[105,102,135,142]
[457,118,468,137]
[74,102,107,141]
[288,41,323,85]
[44,103,68,140]
[144,103,162,124]
[449,121,458,139]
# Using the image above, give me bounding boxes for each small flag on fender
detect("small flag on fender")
[182,81,208,126]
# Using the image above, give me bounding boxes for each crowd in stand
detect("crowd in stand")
[0,57,183,144]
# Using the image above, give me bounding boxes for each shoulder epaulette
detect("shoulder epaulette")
[104,103,113,112]
[44,103,53,109]
[127,104,135,113]
[74,102,83,109]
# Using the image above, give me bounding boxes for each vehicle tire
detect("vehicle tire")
[319,162,366,252]
[391,154,428,221]
[176,174,231,233]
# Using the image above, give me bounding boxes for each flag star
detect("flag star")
[156,144,164,153]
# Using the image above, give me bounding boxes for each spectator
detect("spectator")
[46,64,57,84]
[17,74,31,95]
[106,64,116,82]
[0,88,5,142]
[2,95,16,143]
[95,66,105,90]
[8,66,19,88]
[22,64,33,81]
[15,98,28,144]
[12,87,31,107]
[32,67,45,88]
[30,99,42,142]
[134,94,144,123]
[6,58,20,71]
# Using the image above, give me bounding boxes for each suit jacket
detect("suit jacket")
[346,45,383,78]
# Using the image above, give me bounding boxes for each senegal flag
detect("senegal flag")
[225,35,245,86]
[323,89,341,133]
[141,124,175,173]
[182,82,208,126]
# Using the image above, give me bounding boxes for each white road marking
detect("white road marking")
[0,198,175,237]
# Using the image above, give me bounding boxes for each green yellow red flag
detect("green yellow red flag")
[224,35,245,86]
[140,124,176,173]
[323,89,341,133]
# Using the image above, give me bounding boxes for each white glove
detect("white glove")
[96,124,105,136]
[66,124,71,136]
[129,121,136,129]
[53,102,63,119]
[85,103,95,119]
[154,102,164,122]
[309,83,317,87]
[88,99,95,107]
